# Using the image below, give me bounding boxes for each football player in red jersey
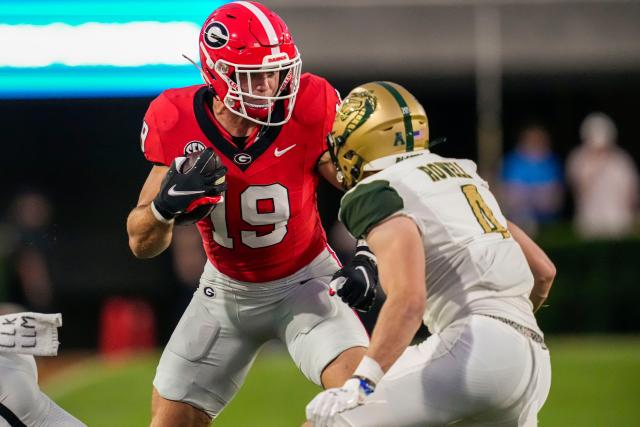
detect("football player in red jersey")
[126,2,376,426]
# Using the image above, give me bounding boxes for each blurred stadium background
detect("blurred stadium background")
[1,0,640,425]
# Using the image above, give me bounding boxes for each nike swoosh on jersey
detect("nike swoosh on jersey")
[274,144,297,157]
[167,185,206,197]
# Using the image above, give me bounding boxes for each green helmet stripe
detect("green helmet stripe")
[376,81,414,152]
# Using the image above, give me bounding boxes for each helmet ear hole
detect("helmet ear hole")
[344,150,356,160]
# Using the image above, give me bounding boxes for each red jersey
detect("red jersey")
[141,73,340,282]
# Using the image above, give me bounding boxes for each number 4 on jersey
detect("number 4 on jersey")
[461,184,511,239]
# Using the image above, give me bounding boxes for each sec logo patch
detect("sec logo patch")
[184,141,206,155]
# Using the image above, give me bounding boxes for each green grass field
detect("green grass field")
[43,336,640,427]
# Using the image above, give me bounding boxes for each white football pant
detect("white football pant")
[335,315,551,426]
[0,353,86,427]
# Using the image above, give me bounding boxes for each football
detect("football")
[177,147,223,175]
[174,149,225,225]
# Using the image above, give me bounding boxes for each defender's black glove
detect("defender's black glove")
[330,242,379,312]
[151,148,227,223]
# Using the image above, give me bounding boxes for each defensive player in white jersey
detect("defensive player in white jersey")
[0,306,86,427]
[305,82,555,427]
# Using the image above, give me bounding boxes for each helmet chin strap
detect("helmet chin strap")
[277,69,293,96]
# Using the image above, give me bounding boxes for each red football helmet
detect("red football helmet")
[198,1,302,126]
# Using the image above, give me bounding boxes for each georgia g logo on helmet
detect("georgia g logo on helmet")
[204,22,229,49]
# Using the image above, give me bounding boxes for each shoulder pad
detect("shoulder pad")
[291,73,337,126]
[149,85,203,133]
[142,85,204,165]
[339,180,404,238]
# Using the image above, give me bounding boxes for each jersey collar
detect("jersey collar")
[363,150,430,172]
[204,104,260,150]
[193,87,284,171]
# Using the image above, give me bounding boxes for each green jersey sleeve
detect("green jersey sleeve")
[339,180,404,238]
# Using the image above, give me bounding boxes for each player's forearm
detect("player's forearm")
[530,268,555,312]
[366,216,426,372]
[507,220,556,312]
[367,293,424,372]
[528,265,555,312]
[529,291,548,313]
[127,204,173,258]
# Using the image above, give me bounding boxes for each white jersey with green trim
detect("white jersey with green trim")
[339,151,541,335]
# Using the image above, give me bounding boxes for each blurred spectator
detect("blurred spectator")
[1,191,55,310]
[501,124,564,235]
[567,112,639,239]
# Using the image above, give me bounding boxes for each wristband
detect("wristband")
[356,239,368,248]
[355,240,376,262]
[352,376,376,396]
[353,355,384,386]
[151,201,175,225]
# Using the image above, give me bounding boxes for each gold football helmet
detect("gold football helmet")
[329,81,429,189]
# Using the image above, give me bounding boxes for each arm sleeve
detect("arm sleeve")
[140,97,169,166]
[315,81,340,161]
[322,83,340,138]
[339,180,405,239]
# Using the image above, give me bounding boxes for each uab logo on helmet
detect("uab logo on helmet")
[204,22,229,49]
[336,90,377,143]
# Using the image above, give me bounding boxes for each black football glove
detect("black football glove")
[152,148,227,223]
[330,242,379,312]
